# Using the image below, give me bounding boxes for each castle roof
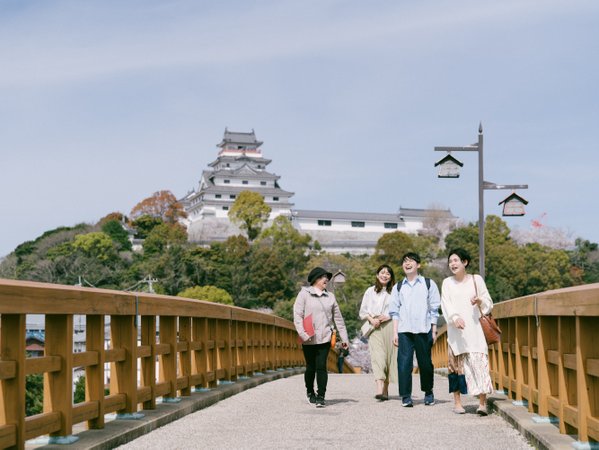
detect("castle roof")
[218,129,263,148]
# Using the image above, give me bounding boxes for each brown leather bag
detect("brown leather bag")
[473,276,502,345]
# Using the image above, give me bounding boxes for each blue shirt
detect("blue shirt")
[389,275,441,334]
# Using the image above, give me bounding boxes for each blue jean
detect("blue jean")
[397,331,434,398]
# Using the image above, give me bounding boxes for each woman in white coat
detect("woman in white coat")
[441,248,493,415]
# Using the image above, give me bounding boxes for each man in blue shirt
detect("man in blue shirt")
[390,252,441,407]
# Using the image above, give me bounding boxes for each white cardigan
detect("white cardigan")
[441,274,493,356]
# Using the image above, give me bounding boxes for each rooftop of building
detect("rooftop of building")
[217,128,263,147]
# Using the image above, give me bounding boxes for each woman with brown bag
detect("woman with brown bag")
[440,248,493,416]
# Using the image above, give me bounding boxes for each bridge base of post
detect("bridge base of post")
[572,441,599,450]
[116,412,145,420]
[161,397,182,403]
[192,387,211,393]
[48,435,80,445]
[218,380,235,385]
[532,415,559,424]
[512,400,528,407]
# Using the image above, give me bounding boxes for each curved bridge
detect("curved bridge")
[0,279,598,448]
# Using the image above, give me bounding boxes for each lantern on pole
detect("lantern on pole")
[434,154,464,178]
[498,192,529,217]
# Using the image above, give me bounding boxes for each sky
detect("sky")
[1,0,598,258]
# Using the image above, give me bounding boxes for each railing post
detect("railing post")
[44,314,74,440]
[576,317,591,442]
[0,314,26,449]
[536,316,551,417]
[191,318,206,389]
[85,315,105,429]
[179,317,192,396]
[110,315,138,414]
[141,316,156,410]
[159,316,178,399]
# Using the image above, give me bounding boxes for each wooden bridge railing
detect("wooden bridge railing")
[0,279,350,449]
[432,282,599,445]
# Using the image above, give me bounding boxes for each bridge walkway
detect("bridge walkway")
[115,373,538,449]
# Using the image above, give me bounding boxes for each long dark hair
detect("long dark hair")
[374,264,395,294]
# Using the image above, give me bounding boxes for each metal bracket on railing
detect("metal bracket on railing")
[534,296,540,327]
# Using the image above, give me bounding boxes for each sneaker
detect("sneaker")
[476,406,488,416]
[315,395,326,408]
[307,393,317,405]
[424,393,435,406]
[401,396,413,407]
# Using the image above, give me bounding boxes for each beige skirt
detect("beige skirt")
[368,320,398,383]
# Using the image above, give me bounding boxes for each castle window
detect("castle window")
[351,221,365,228]
[318,220,332,227]
[384,222,398,229]
[242,180,248,185]
[223,206,229,210]
[215,194,222,199]
[273,197,279,201]
[260,181,267,186]
[230,195,236,199]
[224,179,230,184]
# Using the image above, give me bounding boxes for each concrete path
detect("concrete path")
[116,373,533,449]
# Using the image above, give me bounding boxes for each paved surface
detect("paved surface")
[30,369,580,449]
[115,373,535,450]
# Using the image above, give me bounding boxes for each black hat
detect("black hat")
[307,267,333,285]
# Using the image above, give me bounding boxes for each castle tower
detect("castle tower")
[182,129,294,242]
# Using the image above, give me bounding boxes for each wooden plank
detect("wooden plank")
[563,353,576,371]
[141,316,157,411]
[0,424,16,449]
[24,412,61,440]
[159,316,177,399]
[136,345,151,358]
[105,348,126,363]
[0,361,16,380]
[137,387,151,404]
[72,401,99,424]
[154,343,171,355]
[587,358,599,377]
[154,382,171,397]
[563,404,579,428]
[44,314,74,438]
[85,315,105,429]
[110,315,138,415]
[72,351,98,368]
[104,394,126,414]
[25,356,61,375]
[0,314,26,448]
[547,350,559,366]
[548,396,560,417]
[179,317,192,396]
[587,416,599,442]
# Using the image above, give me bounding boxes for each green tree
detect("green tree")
[74,376,86,403]
[72,232,116,262]
[143,223,187,256]
[178,285,234,305]
[228,191,271,241]
[26,373,43,416]
[101,220,132,251]
[570,238,599,284]
[374,231,414,266]
[132,215,164,239]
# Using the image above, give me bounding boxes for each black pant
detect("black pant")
[303,343,330,397]
[397,331,434,398]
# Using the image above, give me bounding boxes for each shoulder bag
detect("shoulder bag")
[473,275,502,345]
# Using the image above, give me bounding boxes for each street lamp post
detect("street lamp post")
[434,123,528,278]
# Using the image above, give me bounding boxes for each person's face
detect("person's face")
[377,267,391,286]
[314,275,329,290]
[448,254,468,275]
[402,257,420,276]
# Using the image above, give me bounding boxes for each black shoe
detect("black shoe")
[307,393,317,405]
[315,395,326,408]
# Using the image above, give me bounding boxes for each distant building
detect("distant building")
[181,129,458,254]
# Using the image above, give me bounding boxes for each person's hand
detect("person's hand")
[432,329,438,344]
[471,296,482,306]
[379,315,390,323]
[371,317,381,328]
[341,342,349,349]
[392,335,399,347]
[454,316,466,329]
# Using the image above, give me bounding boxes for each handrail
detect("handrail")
[0,279,352,449]
[432,282,599,444]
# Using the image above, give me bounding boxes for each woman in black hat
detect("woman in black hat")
[293,266,349,408]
